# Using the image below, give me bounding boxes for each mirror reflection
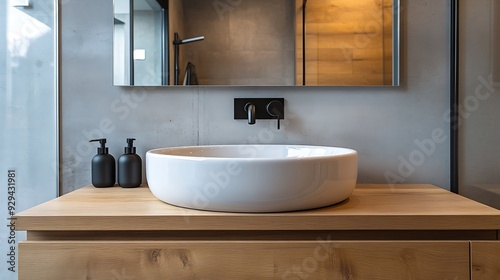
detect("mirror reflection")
[113,0,400,86]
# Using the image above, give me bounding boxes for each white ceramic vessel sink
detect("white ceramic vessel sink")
[146,145,357,213]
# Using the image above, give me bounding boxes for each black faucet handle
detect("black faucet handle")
[266,100,284,130]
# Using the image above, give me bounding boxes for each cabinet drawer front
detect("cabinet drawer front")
[471,241,500,280]
[20,241,469,280]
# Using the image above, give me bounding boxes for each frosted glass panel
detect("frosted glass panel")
[459,0,500,209]
[0,1,58,279]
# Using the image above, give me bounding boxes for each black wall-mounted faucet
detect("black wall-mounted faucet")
[245,103,256,125]
[234,98,285,129]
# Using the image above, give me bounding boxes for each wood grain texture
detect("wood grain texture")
[19,241,470,280]
[296,0,393,85]
[14,184,500,231]
[26,230,498,242]
[471,241,500,279]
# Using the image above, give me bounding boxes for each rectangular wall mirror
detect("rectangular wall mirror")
[113,0,400,86]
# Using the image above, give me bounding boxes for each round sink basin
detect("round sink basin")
[146,145,357,212]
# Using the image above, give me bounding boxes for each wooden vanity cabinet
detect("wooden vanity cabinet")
[15,184,500,280]
[471,241,500,279]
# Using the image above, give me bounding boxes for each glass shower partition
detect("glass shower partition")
[0,1,58,279]
[459,0,500,209]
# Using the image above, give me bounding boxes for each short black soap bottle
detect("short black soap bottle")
[118,138,142,188]
[89,139,116,188]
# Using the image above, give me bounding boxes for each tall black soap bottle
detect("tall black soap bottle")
[118,138,142,188]
[89,139,116,188]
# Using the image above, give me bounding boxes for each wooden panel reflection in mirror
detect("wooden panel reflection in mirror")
[296,0,394,86]
[113,0,400,86]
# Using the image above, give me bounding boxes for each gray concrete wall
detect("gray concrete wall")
[61,0,451,194]
[180,0,295,85]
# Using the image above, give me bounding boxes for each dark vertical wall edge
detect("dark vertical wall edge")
[302,0,307,86]
[450,0,459,194]
[57,0,62,197]
[164,0,171,85]
[129,0,135,85]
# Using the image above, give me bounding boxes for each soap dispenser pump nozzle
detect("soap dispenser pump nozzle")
[125,138,136,154]
[90,138,108,155]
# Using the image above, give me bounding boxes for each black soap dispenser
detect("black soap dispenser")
[118,138,142,188]
[89,139,116,188]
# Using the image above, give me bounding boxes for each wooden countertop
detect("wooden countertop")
[14,184,500,231]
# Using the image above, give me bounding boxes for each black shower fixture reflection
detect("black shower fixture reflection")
[173,32,205,85]
[302,0,307,85]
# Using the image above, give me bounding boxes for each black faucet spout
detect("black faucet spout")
[245,103,256,125]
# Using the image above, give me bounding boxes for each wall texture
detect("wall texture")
[61,0,451,194]
[181,0,295,85]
